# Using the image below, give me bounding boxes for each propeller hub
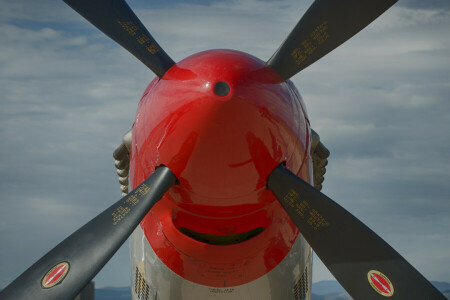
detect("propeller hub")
[131,49,310,212]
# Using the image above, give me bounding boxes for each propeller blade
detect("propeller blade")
[267,164,445,299]
[63,0,175,78]
[267,0,397,80]
[0,166,177,300]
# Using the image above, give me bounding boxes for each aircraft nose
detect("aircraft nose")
[131,49,308,211]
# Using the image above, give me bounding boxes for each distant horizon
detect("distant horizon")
[85,279,450,289]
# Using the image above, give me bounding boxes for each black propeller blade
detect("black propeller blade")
[267,164,446,299]
[0,166,177,300]
[63,0,175,78]
[267,0,397,80]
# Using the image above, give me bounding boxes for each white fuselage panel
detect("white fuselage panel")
[130,226,312,300]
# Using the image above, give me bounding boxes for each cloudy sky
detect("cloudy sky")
[0,0,449,290]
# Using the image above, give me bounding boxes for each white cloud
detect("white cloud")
[0,0,449,289]
[0,0,81,23]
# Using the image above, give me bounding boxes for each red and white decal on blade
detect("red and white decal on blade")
[41,262,70,289]
[367,270,394,297]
